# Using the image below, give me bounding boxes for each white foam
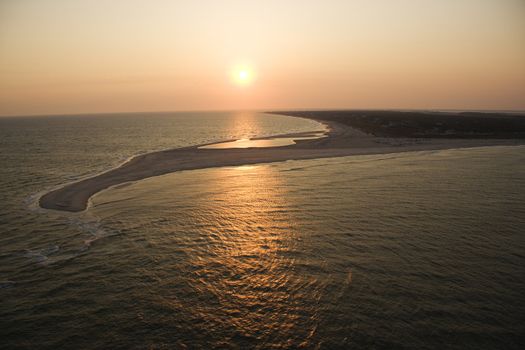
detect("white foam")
[67,213,120,250]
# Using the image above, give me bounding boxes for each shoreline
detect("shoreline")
[39,114,525,212]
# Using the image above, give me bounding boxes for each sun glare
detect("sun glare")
[239,70,248,80]
[232,65,254,86]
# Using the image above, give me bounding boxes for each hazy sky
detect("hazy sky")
[1,0,524,116]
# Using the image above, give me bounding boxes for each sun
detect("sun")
[239,70,248,81]
[232,65,254,86]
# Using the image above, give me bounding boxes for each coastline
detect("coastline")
[39,114,525,212]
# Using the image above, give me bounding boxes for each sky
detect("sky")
[1,0,524,116]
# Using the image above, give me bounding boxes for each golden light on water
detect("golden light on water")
[173,164,318,343]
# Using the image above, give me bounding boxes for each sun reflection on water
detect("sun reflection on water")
[225,111,260,140]
[178,165,322,347]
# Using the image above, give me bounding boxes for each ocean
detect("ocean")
[1,111,524,349]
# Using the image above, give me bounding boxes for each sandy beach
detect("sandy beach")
[39,114,524,212]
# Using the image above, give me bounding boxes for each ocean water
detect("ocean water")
[1,112,524,349]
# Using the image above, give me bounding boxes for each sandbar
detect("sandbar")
[39,112,525,212]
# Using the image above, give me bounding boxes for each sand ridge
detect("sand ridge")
[39,114,524,212]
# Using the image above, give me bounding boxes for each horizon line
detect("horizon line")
[2,107,525,118]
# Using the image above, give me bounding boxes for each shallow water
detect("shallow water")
[1,112,524,349]
[199,132,326,149]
